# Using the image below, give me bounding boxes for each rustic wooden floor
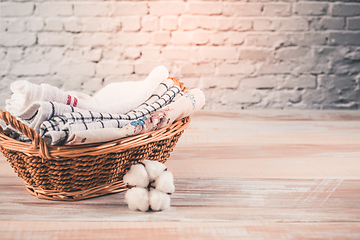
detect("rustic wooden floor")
[1,110,360,239]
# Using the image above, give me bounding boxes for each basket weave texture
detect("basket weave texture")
[0,81,190,201]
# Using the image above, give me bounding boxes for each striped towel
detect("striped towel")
[12,78,175,133]
[2,79,180,144]
[4,87,205,146]
[34,85,182,145]
[66,89,205,145]
[129,78,182,113]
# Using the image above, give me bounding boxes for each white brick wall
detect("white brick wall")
[1,0,360,110]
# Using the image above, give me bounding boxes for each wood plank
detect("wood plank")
[1,177,359,222]
[1,221,360,240]
[193,109,360,121]
[168,145,360,179]
[2,144,360,179]
[3,176,360,208]
[178,110,360,147]
[179,119,360,147]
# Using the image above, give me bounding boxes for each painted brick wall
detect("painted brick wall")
[1,0,360,110]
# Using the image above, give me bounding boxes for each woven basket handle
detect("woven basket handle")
[0,109,50,159]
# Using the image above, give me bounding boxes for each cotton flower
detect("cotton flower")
[124,160,175,212]
[149,188,171,211]
[125,187,150,212]
[143,159,167,181]
[154,171,175,194]
[123,164,149,188]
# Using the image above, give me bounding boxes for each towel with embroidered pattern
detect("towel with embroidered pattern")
[39,85,183,145]
[63,89,205,145]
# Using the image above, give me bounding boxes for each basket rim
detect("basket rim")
[0,116,190,159]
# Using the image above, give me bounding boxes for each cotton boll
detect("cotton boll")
[154,171,175,194]
[123,164,149,188]
[149,188,171,211]
[125,187,150,212]
[143,160,167,181]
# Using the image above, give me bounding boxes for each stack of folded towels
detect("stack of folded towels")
[2,66,205,145]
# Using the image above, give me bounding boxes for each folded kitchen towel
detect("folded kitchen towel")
[128,78,174,114]
[38,85,183,145]
[6,80,77,117]
[6,66,169,116]
[9,101,85,133]
[3,84,182,145]
[91,65,169,111]
[63,88,205,145]
[11,79,178,132]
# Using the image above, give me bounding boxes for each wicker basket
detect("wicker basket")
[0,82,190,201]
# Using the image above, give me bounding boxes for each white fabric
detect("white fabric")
[37,85,181,145]
[6,65,169,115]
[10,79,177,135]
[128,78,174,113]
[92,65,169,109]
[3,84,182,145]
[65,89,205,145]
[6,80,76,116]
[12,102,84,133]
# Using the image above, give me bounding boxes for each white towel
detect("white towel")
[92,65,169,109]
[6,65,169,115]
[6,80,76,117]
[64,89,205,145]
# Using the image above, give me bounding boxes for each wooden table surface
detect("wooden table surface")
[1,110,360,239]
